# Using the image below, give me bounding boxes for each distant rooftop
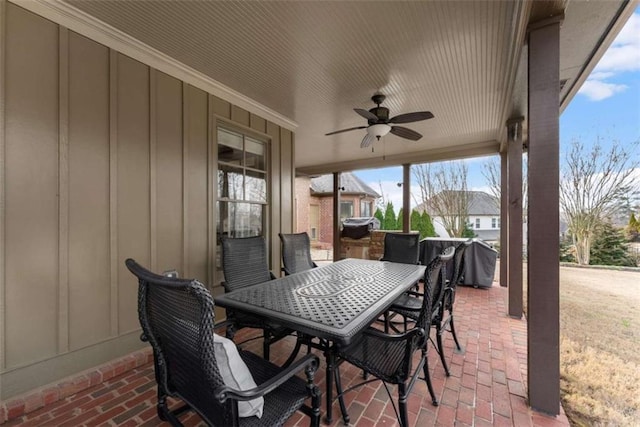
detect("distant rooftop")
[416,190,499,216]
[310,172,380,198]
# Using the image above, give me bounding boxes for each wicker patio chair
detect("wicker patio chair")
[388,239,471,375]
[279,232,318,275]
[380,233,421,332]
[221,236,292,361]
[380,232,421,264]
[333,246,454,426]
[440,239,472,351]
[126,258,321,427]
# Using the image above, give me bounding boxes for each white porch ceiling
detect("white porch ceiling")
[55,0,633,175]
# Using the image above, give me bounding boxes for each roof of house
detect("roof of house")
[416,191,499,216]
[310,172,380,198]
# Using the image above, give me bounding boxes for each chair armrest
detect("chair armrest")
[213,353,320,403]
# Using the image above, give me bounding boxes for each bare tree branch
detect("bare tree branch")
[412,161,470,237]
[560,137,639,265]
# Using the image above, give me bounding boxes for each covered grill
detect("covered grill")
[341,217,380,239]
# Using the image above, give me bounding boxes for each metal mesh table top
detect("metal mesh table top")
[216,258,425,345]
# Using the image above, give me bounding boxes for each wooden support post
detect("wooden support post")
[527,16,561,416]
[506,118,524,318]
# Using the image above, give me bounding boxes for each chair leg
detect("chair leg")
[225,323,236,340]
[263,334,271,361]
[384,311,390,333]
[422,351,439,406]
[397,383,409,427]
[449,313,462,351]
[436,326,450,376]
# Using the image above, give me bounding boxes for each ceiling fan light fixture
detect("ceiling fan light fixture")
[367,123,391,140]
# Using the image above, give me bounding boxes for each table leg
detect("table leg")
[324,347,334,424]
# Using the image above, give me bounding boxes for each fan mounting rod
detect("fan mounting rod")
[371,94,386,106]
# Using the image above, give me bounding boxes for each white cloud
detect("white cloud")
[578,79,628,101]
[611,12,640,47]
[578,13,639,101]
[595,44,640,74]
[588,71,615,81]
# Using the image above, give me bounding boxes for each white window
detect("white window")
[475,218,480,229]
[360,200,372,217]
[217,128,268,240]
[492,218,497,228]
[340,201,353,219]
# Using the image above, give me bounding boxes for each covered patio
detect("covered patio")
[0,0,636,425]
[1,282,570,426]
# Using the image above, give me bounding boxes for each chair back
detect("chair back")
[381,233,420,264]
[415,246,455,331]
[221,236,273,292]
[279,232,316,275]
[126,259,230,426]
[446,239,472,307]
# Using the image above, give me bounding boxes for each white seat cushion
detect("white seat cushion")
[213,333,264,418]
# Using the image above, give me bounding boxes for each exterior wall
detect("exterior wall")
[319,196,334,246]
[313,194,376,247]
[295,176,311,234]
[434,214,501,241]
[0,3,294,399]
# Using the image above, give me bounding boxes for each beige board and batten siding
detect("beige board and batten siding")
[0,2,295,399]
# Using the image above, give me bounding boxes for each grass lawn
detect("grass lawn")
[520,264,640,426]
[557,266,640,426]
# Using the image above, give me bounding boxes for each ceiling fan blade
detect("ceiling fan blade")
[389,111,434,124]
[360,133,375,148]
[325,126,367,136]
[390,126,423,141]
[354,108,379,121]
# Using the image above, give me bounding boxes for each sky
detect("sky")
[355,10,640,214]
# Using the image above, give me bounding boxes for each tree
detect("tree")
[396,208,404,230]
[420,211,437,238]
[413,161,470,237]
[625,213,640,241]
[410,209,436,238]
[374,208,384,226]
[461,222,476,238]
[410,210,422,235]
[589,222,636,267]
[560,138,639,265]
[383,202,397,230]
[481,154,528,217]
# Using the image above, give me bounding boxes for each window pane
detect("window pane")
[360,201,371,217]
[245,169,266,203]
[229,203,262,238]
[340,201,353,219]
[250,204,264,236]
[245,137,266,170]
[218,165,244,200]
[218,129,243,165]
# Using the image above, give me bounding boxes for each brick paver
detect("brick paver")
[1,283,570,426]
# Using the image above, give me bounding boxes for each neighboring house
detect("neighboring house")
[296,172,379,248]
[416,191,501,242]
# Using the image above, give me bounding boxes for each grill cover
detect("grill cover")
[341,217,381,239]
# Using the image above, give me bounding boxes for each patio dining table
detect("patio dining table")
[215,258,426,424]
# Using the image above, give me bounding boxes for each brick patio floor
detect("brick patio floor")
[1,283,570,426]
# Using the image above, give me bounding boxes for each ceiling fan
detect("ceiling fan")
[325,94,434,148]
